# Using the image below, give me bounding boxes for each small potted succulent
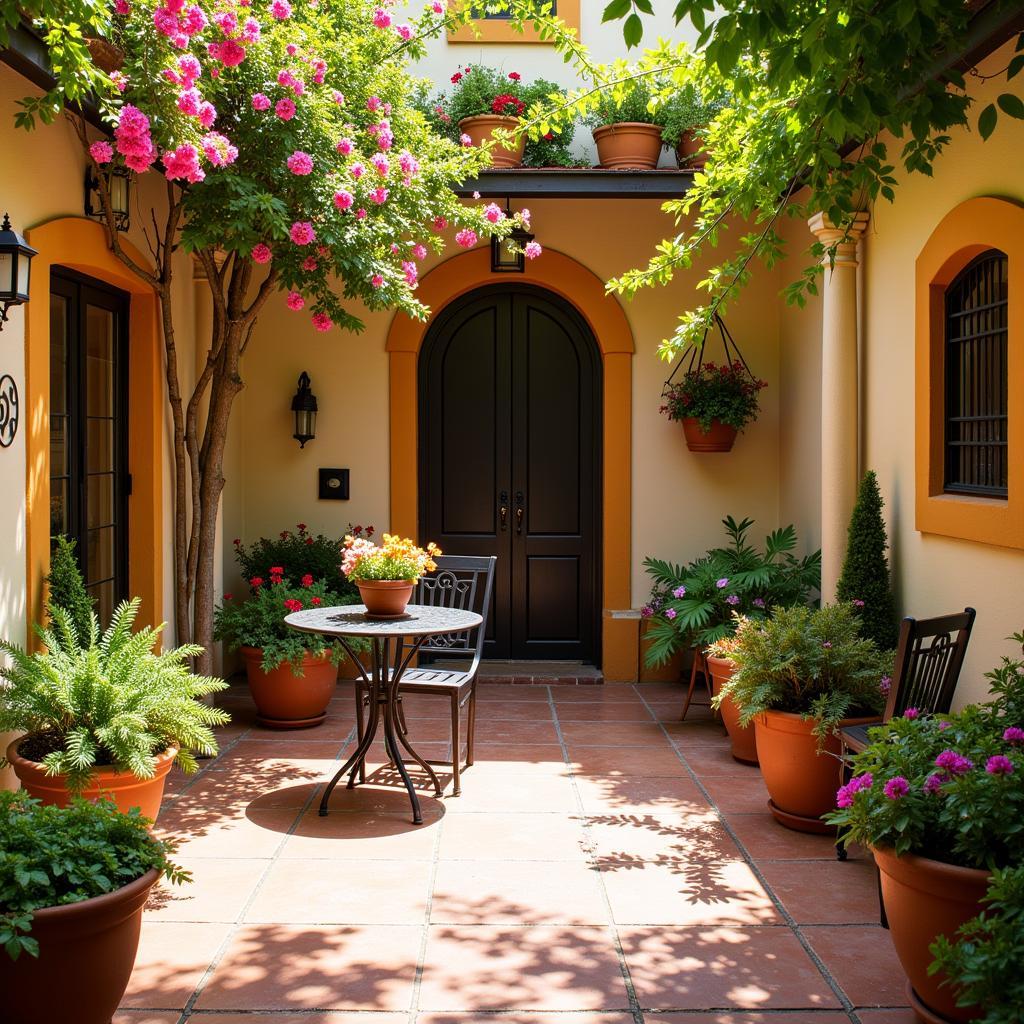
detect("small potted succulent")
[644,516,821,763]
[214,570,356,729]
[713,603,889,832]
[0,792,188,1024]
[659,86,724,168]
[587,81,664,169]
[661,359,767,452]
[342,532,441,616]
[826,637,1024,1023]
[1,598,227,820]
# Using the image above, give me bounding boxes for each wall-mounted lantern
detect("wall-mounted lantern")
[291,371,318,448]
[0,213,37,333]
[490,208,535,273]
[84,165,132,232]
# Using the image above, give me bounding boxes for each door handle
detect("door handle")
[515,490,524,534]
[499,491,508,531]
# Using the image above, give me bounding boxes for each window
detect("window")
[943,250,1008,497]
[50,269,130,624]
[448,0,578,43]
[470,1,557,17]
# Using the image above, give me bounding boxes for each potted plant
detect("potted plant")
[661,359,767,452]
[826,637,1024,1023]
[214,571,355,729]
[644,516,821,763]
[587,82,664,169]
[342,532,441,616]
[714,603,889,831]
[659,86,724,168]
[0,792,187,1024]
[1,599,227,820]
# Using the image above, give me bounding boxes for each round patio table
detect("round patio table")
[284,603,482,825]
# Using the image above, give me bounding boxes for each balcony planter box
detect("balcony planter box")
[592,122,662,169]
[6,738,176,821]
[241,647,337,729]
[873,847,987,1023]
[706,655,757,765]
[0,867,159,1024]
[458,114,525,167]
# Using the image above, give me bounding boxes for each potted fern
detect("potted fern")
[0,599,228,820]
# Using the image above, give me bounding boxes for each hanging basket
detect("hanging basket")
[681,418,737,452]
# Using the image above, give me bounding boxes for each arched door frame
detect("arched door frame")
[386,246,636,674]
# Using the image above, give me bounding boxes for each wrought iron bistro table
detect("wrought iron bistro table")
[284,604,483,825]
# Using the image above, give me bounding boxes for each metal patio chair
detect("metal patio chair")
[354,554,496,796]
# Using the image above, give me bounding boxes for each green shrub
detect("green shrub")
[585,81,660,128]
[836,471,899,650]
[45,535,95,642]
[0,600,228,790]
[0,791,187,961]
[658,86,726,147]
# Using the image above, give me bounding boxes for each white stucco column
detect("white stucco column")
[807,211,869,602]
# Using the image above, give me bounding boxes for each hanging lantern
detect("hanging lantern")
[291,371,318,448]
[84,165,132,232]
[0,213,37,333]
[491,209,535,273]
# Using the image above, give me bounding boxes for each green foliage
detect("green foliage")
[642,516,820,664]
[661,359,766,432]
[826,632,1024,868]
[585,80,660,128]
[658,83,724,147]
[836,471,899,650]
[930,865,1024,1024]
[0,600,228,790]
[0,791,187,961]
[214,578,359,672]
[46,535,95,642]
[713,603,889,742]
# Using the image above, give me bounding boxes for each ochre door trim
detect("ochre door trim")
[386,246,637,677]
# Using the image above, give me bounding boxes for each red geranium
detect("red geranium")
[491,93,525,117]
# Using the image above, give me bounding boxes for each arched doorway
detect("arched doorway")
[418,284,602,661]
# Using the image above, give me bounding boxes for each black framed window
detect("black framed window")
[49,269,130,624]
[944,249,1008,498]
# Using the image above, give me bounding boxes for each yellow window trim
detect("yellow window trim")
[915,196,1024,549]
[447,0,579,43]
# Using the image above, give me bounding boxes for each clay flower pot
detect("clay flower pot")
[873,847,989,1022]
[85,36,125,73]
[357,579,415,617]
[0,867,158,1024]
[592,122,663,169]
[676,128,709,168]
[753,709,878,833]
[6,739,177,821]
[241,646,337,729]
[681,417,738,452]
[458,115,525,167]
[706,656,758,765]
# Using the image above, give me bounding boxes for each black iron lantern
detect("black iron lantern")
[490,208,535,273]
[291,371,318,448]
[0,213,37,333]
[85,164,132,232]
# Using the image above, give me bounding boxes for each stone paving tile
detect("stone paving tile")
[802,925,910,1008]
[758,858,883,925]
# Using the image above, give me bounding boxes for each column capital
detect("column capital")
[807,211,869,267]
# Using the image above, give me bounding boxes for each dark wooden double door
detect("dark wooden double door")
[419,285,601,661]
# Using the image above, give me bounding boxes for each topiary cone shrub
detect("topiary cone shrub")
[45,536,95,643]
[836,470,899,650]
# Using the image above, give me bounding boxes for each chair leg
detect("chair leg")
[354,686,367,784]
[451,693,462,797]
[396,696,408,736]
[878,868,889,929]
[466,687,477,767]
[680,652,701,721]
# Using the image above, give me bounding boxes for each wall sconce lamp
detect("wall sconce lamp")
[0,213,37,333]
[490,208,535,273]
[84,165,132,232]
[291,371,318,448]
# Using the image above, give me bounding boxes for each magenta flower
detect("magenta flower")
[716,578,729,589]
[664,608,677,620]
[986,755,1014,776]
[395,23,412,40]
[524,240,543,259]
[367,96,381,112]
[183,4,206,34]
[290,221,316,246]
[369,187,389,205]
[356,208,367,220]
[301,256,317,272]
[903,707,920,720]
[251,243,272,264]
[198,102,217,129]
[459,133,472,146]
[163,143,204,184]
[350,162,365,179]
[938,720,952,731]
[252,92,271,111]
[879,675,891,695]
[114,0,130,13]
[822,641,833,649]
[311,312,332,332]
[271,0,291,18]
[241,16,260,41]
[371,273,384,289]
[377,128,394,151]
[286,291,304,311]
[935,750,974,775]
[370,153,390,176]
[923,773,945,795]
[433,216,448,231]
[333,190,354,211]
[752,597,766,608]
[672,585,686,599]
[89,140,113,164]
[725,595,740,606]
[853,599,865,608]
[177,88,202,116]
[402,261,418,287]
[336,137,354,155]
[372,7,392,28]
[214,39,246,66]
[432,0,444,11]
[202,132,237,167]
[275,98,296,121]
[412,243,428,261]
[640,605,653,618]
[883,776,910,800]
[455,228,478,248]
[287,151,314,175]
[1004,727,1024,745]
[214,9,237,34]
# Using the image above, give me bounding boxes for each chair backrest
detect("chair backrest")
[415,555,496,670]
[884,607,976,720]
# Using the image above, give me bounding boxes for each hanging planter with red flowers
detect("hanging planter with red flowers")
[661,315,766,452]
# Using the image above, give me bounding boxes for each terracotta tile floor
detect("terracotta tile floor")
[118,681,916,1024]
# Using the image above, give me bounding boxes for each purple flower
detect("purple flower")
[883,776,910,800]
[986,755,1014,776]
[640,605,653,619]
[852,599,865,608]
[835,772,873,809]
[672,585,686,599]
[1004,727,1024,745]
[903,707,920,720]
[664,608,677,620]
[935,749,974,776]
[716,578,729,589]
[822,641,833,650]
[725,595,740,606]
[923,773,945,795]
[938,720,952,731]
[752,597,766,608]
[879,675,891,695]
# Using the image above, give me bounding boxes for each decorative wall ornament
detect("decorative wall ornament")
[0,373,19,447]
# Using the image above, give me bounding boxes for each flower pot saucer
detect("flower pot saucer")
[907,982,964,1024]
[256,712,327,730]
[767,799,837,835]
[361,611,414,622]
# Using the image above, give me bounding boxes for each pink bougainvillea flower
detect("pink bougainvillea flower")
[251,243,272,264]
[110,71,128,92]
[271,0,291,18]
[275,97,296,120]
[252,92,271,110]
[355,208,367,219]
[336,137,354,155]
[214,9,238,34]
[390,243,400,254]
[367,95,382,111]
[519,207,532,226]
[202,132,237,167]
[350,162,365,179]
[332,90,345,105]
[369,187,389,205]
[372,8,392,28]
[986,755,1014,775]
[371,273,384,288]
[370,153,390,176]
[402,261,418,286]
[432,0,444,11]
[114,0,131,13]
[484,203,504,224]
[115,105,156,172]
[312,312,332,332]
[412,243,428,260]
[377,128,394,151]
[214,39,247,66]
[301,256,318,271]
[290,221,316,245]
[433,216,448,231]
[89,140,113,164]
[883,776,910,800]
[242,16,261,41]
[459,133,472,146]
[287,150,314,175]
[177,88,202,116]
[333,189,354,211]
[198,102,217,128]
[923,772,945,795]
[286,291,305,311]
[395,23,412,40]
[163,143,205,183]
[312,59,327,84]
[1004,726,1024,744]
[398,150,419,177]
[725,594,740,606]
[178,53,201,83]
[880,675,891,694]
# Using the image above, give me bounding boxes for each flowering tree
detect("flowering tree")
[16,0,564,672]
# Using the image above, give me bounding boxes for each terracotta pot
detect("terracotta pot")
[754,709,879,833]
[707,656,758,765]
[458,115,525,168]
[681,417,738,452]
[676,128,708,168]
[241,647,337,729]
[873,847,988,1022]
[7,739,176,821]
[85,36,125,73]
[592,122,663,169]
[638,617,685,682]
[0,867,158,1024]
[357,579,415,617]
